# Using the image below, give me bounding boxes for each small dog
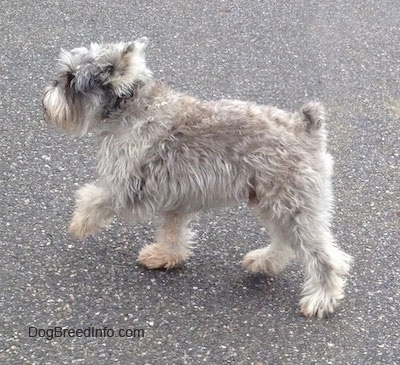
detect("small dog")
[43,37,352,318]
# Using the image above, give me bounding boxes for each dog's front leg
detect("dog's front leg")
[69,183,114,240]
[138,212,195,269]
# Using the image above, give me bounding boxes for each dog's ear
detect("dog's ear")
[58,47,88,72]
[56,48,99,94]
[132,37,149,53]
[121,37,149,55]
[122,42,134,54]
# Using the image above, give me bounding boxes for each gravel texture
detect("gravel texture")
[1,1,399,364]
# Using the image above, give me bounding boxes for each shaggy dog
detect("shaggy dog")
[42,37,352,318]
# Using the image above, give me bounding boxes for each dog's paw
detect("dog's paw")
[299,280,345,318]
[299,293,336,319]
[242,249,266,273]
[68,213,96,240]
[242,248,286,275]
[138,243,190,269]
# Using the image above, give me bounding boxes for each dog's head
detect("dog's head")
[42,37,152,137]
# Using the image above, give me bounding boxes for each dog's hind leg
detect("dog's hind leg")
[272,208,352,318]
[290,214,352,318]
[69,183,114,240]
[243,215,294,275]
[245,169,352,317]
[244,186,294,275]
[138,212,195,269]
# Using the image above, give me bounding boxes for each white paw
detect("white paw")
[243,249,267,273]
[242,248,287,275]
[299,278,345,318]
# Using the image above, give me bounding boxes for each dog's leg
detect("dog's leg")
[279,212,352,318]
[243,220,294,275]
[69,183,114,240]
[138,212,195,269]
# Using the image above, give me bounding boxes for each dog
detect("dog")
[42,37,352,318]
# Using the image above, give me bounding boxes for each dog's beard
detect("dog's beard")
[43,82,110,137]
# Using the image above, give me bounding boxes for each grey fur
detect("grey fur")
[42,37,352,318]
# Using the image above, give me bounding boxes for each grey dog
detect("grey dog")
[42,37,352,318]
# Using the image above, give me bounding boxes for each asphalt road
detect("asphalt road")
[1,1,399,364]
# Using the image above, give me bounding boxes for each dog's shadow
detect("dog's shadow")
[130,256,300,314]
[53,227,301,320]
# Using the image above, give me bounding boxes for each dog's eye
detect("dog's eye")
[105,65,114,74]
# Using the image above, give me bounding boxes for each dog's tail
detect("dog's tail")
[299,101,325,133]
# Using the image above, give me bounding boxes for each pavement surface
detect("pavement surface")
[1,1,399,364]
